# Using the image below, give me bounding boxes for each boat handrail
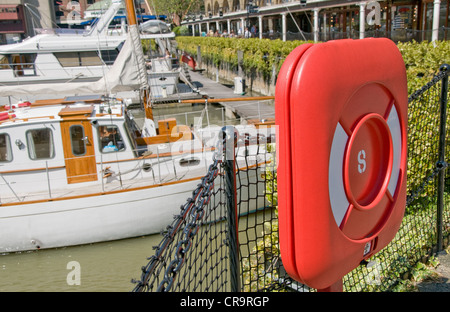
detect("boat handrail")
[0,137,272,205]
[179,96,275,104]
[0,59,116,68]
[0,145,215,204]
[151,99,275,128]
[34,28,90,36]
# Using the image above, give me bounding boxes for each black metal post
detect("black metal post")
[437,64,449,252]
[222,126,241,292]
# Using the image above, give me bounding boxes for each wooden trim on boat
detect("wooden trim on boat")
[246,118,275,128]
[31,98,104,107]
[0,175,204,207]
[58,105,94,118]
[21,116,56,122]
[60,118,98,184]
[0,115,56,125]
[95,113,123,118]
[0,165,66,175]
[31,98,66,106]
[135,131,191,145]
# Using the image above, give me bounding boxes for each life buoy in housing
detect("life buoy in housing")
[276,38,408,290]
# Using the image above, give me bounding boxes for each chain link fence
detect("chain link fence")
[132,64,449,292]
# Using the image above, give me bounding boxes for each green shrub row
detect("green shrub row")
[171,37,450,292]
[176,37,449,201]
[397,41,449,203]
[175,37,314,79]
[175,37,449,86]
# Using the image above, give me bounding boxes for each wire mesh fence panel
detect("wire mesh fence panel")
[343,65,450,292]
[132,65,449,292]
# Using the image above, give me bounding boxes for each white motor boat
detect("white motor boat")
[0,0,174,87]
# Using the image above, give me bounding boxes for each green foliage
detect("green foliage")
[176,37,449,87]
[390,256,441,291]
[176,36,449,204]
[241,218,280,292]
[173,25,189,36]
[149,0,203,22]
[141,39,154,55]
[398,40,450,94]
[176,37,450,291]
[175,37,313,79]
[397,41,450,205]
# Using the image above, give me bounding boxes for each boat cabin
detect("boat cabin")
[0,100,207,205]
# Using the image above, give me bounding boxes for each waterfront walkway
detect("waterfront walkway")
[185,69,275,123]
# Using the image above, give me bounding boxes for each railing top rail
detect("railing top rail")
[179,96,275,104]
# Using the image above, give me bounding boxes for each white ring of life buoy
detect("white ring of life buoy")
[329,104,402,239]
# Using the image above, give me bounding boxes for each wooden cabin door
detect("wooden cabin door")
[60,120,98,184]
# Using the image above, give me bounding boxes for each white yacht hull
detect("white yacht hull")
[0,177,200,253]
[0,99,272,254]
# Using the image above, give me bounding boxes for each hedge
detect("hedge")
[175,37,449,87]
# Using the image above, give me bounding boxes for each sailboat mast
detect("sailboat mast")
[125,0,138,25]
[124,0,153,120]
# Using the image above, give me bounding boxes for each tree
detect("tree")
[150,0,204,26]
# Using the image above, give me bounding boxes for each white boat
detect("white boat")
[0,97,273,253]
[0,0,174,87]
[0,0,272,253]
[0,17,190,106]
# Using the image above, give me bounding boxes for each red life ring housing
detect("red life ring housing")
[276,38,408,290]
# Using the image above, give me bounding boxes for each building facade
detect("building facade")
[0,0,153,45]
[0,0,35,44]
[54,0,150,24]
[182,0,450,42]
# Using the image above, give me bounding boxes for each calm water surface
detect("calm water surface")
[0,104,239,292]
[0,235,162,292]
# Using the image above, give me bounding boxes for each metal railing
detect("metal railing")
[132,65,449,292]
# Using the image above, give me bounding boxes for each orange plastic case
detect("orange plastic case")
[275,38,408,290]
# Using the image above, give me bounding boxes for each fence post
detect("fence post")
[197,45,202,67]
[222,126,241,292]
[437,64,449,252]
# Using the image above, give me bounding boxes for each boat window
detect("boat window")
[26,128,55,160]
[1,54,37,76]
[79,51,103,66]
[100,49,119,65]
[0,55,9,70]
[54,51,102,67]
[0,133,12,162]
[69,125,86,156]
[98,125,125,153]
[12,54,35,67]
[179,157,201,167]
[54,52,79,67]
